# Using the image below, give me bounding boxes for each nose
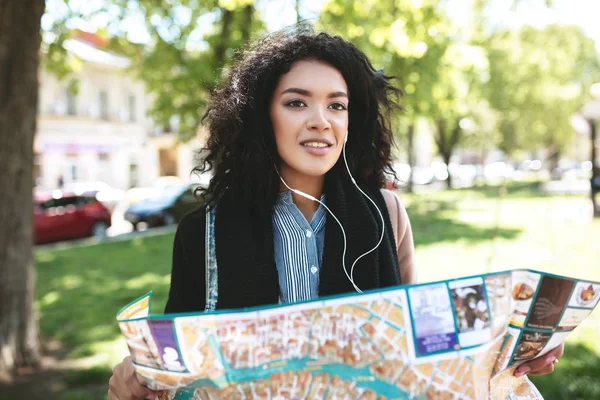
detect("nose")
[307,108,331,132]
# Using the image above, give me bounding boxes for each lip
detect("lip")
[299,138,334,146]
[301,144,331,156]
[299,138,334,157]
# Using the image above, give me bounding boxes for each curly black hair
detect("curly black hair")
[195,26,402,215]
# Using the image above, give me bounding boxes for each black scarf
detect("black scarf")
[213,173,401,310]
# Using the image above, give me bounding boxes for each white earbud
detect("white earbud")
[276,130,385,293]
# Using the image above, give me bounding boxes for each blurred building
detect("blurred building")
[35,31,202,191]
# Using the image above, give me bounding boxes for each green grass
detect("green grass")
[30,182,600,399]
[400,183,600,399]
[35,235,174,371]
[404,183,600,281]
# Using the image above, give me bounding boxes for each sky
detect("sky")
[454,0,600,51]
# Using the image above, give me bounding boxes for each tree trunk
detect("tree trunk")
[590,118,599,217]
[241,5,253,44]
[547,146,560,180]
[406,122,415,193]
[476,149,488,186]
[434,119,459,189]
[213,8,233,70]
[442,152,453,189]
[0,0,44,380]
[295,0,302,23]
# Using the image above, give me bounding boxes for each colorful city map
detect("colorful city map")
[117,269,600,399]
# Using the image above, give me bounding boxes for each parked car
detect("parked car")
[124,184,201,230]
[63,181,125,213]
[124,176,184,206]
[34,192,112,244]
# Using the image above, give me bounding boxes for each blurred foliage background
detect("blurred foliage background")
[42,0,600,158]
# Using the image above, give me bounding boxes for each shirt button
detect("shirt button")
[306,230,313,238]
[311,266,318,274]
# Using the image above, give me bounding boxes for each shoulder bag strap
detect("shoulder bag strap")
[204,206,218,311]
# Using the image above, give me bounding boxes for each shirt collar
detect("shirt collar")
[277,190,326,205]
[276,190,327,229]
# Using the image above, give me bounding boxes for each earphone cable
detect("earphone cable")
[276,131,385,293]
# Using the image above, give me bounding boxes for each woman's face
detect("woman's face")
[269,59,349,182]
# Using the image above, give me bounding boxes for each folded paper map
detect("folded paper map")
[116,269,600,399]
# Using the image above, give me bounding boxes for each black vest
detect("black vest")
[212,174,401,310]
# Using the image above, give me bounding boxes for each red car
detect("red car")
[34,192,112,244]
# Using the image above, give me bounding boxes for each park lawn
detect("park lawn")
[400,183,600,399]
[32,182,600,400]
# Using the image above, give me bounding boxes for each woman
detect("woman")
[108,28,561,400]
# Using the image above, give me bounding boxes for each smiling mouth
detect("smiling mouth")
[300,141,332,148]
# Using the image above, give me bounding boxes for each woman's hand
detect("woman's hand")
[514,343,564,377]
[108,355,158,399]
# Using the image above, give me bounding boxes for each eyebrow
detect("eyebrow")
[280,87,348,99]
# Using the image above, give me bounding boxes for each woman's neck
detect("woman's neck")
[279,168,324,221]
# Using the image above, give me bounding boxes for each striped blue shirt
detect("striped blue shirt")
[272,190,327,303]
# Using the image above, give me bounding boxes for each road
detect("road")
[37,177,594,251]
[76,177,600,239]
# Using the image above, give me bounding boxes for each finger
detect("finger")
[126,375,155,399]
[123,357,155,399]
[108,388,122,400]
[514,353,557,377]
[540,344,564,360]
[108,374,120,394]
[527,363,555,376]
[550,343,565,359]
[531,344,563,371]
[109,368,127,395]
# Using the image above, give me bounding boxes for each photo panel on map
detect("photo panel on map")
[119,319,163,369]
[509,329,552,366]
[148,319,188,372]
[408,283,458,358]
[449,277,492,348]
[568,281,600,309]
[509,271,541,328]
[526,276,575,330]
[557,308,593,331]
[484,273,512,337]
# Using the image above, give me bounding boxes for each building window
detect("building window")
[99,90,109,120]
[128,94,136,122]
[65,162,78,183]
[67,89,77,115]
[97,153,112,184]
[129,163,138,188]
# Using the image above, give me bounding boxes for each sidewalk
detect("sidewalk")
[541,179,590,195]
[35,225,177,252]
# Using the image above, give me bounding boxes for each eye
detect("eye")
[285,99,306,108]
[329,102,347,111]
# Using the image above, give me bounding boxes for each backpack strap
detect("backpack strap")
[381,189,400,249]
[380,189,417,283]
[204,206,218,311]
